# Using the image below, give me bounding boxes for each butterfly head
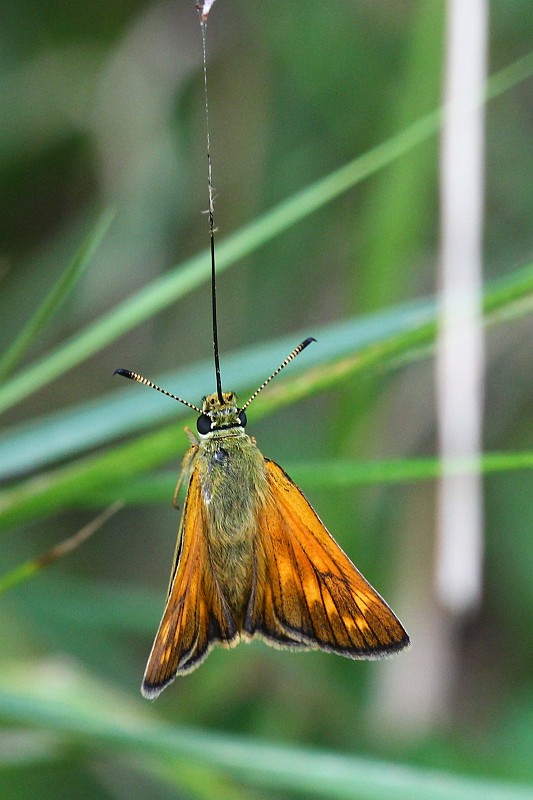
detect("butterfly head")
[196,391,247,436]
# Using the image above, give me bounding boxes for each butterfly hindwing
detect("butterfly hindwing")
[246,459,409,658]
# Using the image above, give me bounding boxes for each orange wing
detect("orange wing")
[245,460,409,658]
[142,469,238,698]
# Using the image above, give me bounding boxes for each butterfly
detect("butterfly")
[116,339,409,699]
[115,6,408,699]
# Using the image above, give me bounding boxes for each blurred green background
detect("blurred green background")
[1,1,533,797]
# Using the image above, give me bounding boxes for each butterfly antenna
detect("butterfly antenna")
[199,13,224,405]
[240,337,316,412]
[114,370,202,414]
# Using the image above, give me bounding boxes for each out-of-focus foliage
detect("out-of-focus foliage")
[0,1,532,798]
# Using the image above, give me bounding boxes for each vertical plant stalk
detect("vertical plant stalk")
[436,0,488,613]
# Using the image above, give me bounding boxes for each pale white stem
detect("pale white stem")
[436,0,488,613]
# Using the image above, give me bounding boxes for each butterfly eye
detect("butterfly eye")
[238,410,247,428]
[196,414,212,434]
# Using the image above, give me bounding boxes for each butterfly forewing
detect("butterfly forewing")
[142,469,238,698]
[246,460,409,657]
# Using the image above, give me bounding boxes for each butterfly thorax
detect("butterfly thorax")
[193,391,267,619]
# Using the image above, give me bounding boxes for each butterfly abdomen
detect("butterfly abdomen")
[197,432,267,620]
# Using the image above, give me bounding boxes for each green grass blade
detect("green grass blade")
[0,210,114,382]
[0,300,432,480]
[0,730,61,769]
[2,258,533,528]
[0,54,530,417]
[1,252,533,483]
[357,2,444,311]
[0,503,122,595]
[83,451,533,506]
[0,669,531,800]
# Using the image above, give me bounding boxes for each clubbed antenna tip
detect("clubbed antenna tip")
[114,368,202,414]
[240,337,316,412]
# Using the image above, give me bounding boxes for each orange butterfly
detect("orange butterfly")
[116,8,408,699]
[116,340,409,699]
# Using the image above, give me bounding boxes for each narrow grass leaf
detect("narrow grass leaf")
[2,259,533,528]
[0,209,114,382]
[0,54,530,416]
[0,667,531,800]
[0,301,432,480]
[0,502,122,594]
[85,451,533,506]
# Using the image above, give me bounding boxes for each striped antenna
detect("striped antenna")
[239,337,316,412]
[114,369,202,414]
